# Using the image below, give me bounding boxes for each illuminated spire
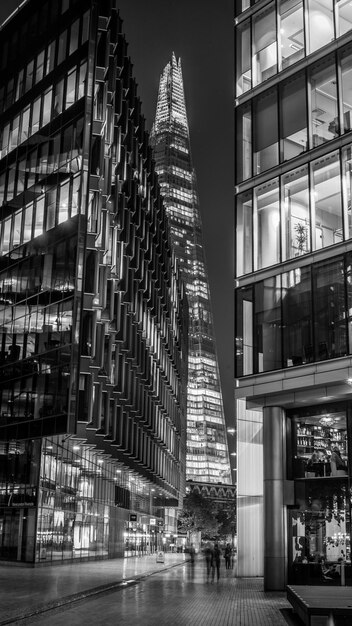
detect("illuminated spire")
[152,52,189,137]
[150,56,231,485]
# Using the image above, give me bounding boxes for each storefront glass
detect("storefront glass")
[288,404,351,585]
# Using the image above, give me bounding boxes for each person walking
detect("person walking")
[204,544,213,582]
[224,543,232,570]
[211,543,221,582]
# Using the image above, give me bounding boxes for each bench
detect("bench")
[287,585,352,625]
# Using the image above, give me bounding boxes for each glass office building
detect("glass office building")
[235,0,352,588]
[0,0,187,564]
[150,55,231,485]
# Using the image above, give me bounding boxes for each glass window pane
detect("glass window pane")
[346,252,352,352]
[312,257,347,359]
[16,158,26,194]
[31,97,41,136]
[2,218,11,254]
[46,40,56,74]
[340,47,352,133]
[34,198,44,237]
[253,89,279,173]
[71,175,81,216]
[282,166,310,260]
[236,285,253,377]
[312,151,343,249]
[35,50,45,84]
[81,10,90,44]
[236,102,252,182]
[282,266,313,366]
[279,0,305,69]
[308,0,334,53]
[253,6,277,86]
[25,60,34,92]
[53,79,64,117]
[46,189,57,230]
[236,190,253,276]
[78,61,87,99]
[335,0,352,37]
[42,88,53,127]
[13,211,22,246]
[10,115,20,150]
[15,69,24,100]
[58,181,69,224]
[254,178,280,270]
[310,57,338,147]
[69,19,79,55]
[57,30,67,65]
[254,275,282,372]
[236,21,251,96]
[342,145,352,239]
[23,204,33,242]
[65,68,76,109]
[20,107,30,144]
[0,123,10,158]
[281,72,307,160]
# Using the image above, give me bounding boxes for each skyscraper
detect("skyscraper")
[235,0,352,589]
[0,0,187,564]
[151,54,231,485]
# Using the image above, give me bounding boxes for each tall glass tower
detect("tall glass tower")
[150,53,231,484]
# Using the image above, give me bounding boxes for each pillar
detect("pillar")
[263,405,286,590]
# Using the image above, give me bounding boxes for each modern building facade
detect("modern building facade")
[150,54,231,485]
[235,0,352,588]
[0,0,188,564]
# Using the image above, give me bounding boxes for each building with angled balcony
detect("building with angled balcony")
[0,0,187,564]
[150,54,231,487]
[235,0,352,589]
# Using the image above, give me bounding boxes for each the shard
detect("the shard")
[150,53,231,484]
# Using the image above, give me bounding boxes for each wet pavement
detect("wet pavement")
[0,555,295,626]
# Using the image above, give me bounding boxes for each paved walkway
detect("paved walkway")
[0,555,295,626]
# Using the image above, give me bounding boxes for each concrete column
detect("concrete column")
[263,406,286,591]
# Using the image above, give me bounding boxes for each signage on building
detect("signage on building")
[150,518,156,525]
[129,513,137,522]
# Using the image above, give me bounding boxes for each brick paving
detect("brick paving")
[0,557,294,626]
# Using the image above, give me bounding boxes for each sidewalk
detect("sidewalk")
[0,553,188,625]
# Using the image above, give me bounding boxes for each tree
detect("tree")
[178,492,219,540]
[216,506,236,542]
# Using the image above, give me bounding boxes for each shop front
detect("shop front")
[287,403,351,585]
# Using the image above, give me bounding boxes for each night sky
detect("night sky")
[0,1,235,459]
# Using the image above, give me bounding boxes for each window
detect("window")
[65,68,77,108]
[279,0,305,69]
[253,89,278,173]
[34,198,44,238]
[20,107,30,143]
[46,41,56,74]
[58,181,70,224]
[81,10,90,43]
[10,116,20,150]
[282,266,313,367]
[236,21,251,95]
[342,145,352,239]
[35,50,45,83]
[57,30,67,65]
[42,89,53,127]
[69,18,79,55]
[340,47,352,133]
[313,257,347,359]
[254,275,282,372]
[254,178,280,270]
[25,60,34,92]
[236,286,254,377]
[236,190,252,276]
[78,61,87,99]
[281,72,307,160]
[30,97,41,136]
[335,0,352,37]
[310,57,338,147]
[308,0,334,53]
[23,204,33,242]
[311,151,343,249]
[53,79,64,117]
[0,124,10,158]
[282,166,310,260]
[253,6,277,86]
[15,69,24,100]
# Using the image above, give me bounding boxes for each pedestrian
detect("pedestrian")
[189,543,195,564]
[204,544,213,581]
[224,543,232,570]
[211,543,221,582]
